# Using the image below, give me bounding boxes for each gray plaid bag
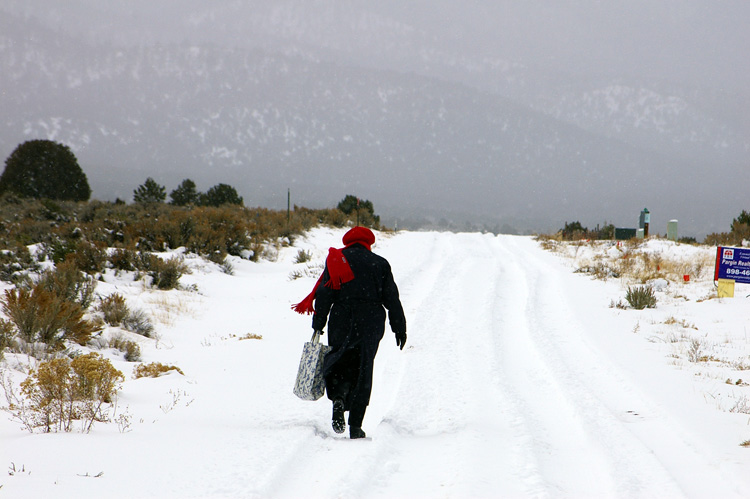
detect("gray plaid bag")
[293,330,331,401]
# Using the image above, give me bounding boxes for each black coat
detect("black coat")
[312,243,406,400]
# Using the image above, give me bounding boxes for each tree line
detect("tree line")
[0,139,379,225]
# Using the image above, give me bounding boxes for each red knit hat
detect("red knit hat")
[342,226,375,250]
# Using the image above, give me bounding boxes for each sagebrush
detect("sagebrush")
[11,353,124,433]
[133,362,184,379]
[625,285,657,310]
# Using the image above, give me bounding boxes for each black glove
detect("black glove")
[395,331,407,350]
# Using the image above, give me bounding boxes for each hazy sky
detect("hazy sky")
[8,0,749,92]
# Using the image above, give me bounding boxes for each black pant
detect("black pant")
[325,346,369,428]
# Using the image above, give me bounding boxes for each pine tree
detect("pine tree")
[133,178,166,204]
[0,140,91,201]
[170,179,199,206]
[336,195,379,228]
[200,183,243,207]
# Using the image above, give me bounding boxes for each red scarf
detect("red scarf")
[291,247,355,315]
[291,227,375,315]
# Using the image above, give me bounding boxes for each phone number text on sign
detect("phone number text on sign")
[715,246,750,284]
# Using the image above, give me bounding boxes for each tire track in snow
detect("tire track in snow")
[265,232,746,498]
[491,236,681,496]
[358,232,547,497]
[493,236,746,498]
[262,232,454,499]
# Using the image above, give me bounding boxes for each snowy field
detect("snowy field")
[1,228,750,498]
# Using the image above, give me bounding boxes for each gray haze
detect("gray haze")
[1,1,748,237]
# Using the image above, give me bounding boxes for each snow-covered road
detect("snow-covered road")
[2,230,749,498]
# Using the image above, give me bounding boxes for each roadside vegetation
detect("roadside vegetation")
[536,213,750,441]
[0,168,380,432]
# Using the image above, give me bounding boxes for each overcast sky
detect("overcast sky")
[7,0,749,93]
[2,0,748,237]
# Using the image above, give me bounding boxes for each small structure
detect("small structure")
[639,208,650,237]
[667,220,678,241]
[614,228,636,240]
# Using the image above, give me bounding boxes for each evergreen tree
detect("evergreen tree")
[561,221,588,240]
[199,183,243,207]
[337,194,374,216]
[336,194,379,227]
[0,140,91,201]
[732,210,750,231]
[133,177,166,204]
[170,179,199,206]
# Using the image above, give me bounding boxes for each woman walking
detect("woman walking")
[293,227,407,439]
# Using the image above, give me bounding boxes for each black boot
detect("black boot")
[349,427,366,439]
[332,399,345,434]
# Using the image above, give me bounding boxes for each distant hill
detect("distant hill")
[1,4,747,237]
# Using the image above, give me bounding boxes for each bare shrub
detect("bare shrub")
[687,338,704,363]
[288,263,323,281]
[729,396,750,415]
[121,309,155,338]
[109,334,142,362]
[36,258,97,309]
[97,293,130,326]
[294,249,313,264]
[138,255,189,290]
[609,299,628,309]
[69,240,107,274]
[0,318,12,359]
[110,247,138,271]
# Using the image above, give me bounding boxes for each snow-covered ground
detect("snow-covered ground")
[1,228,749,498]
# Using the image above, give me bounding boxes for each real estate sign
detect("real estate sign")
[714,246,750,284]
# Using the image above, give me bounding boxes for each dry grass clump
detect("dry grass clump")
[663,316,697,330]
[618,249,713,284]
[239,333,263,340]
[133,362,184,379]
[294,249,313,264]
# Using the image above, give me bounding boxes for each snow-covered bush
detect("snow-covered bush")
[0,245,38,282]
